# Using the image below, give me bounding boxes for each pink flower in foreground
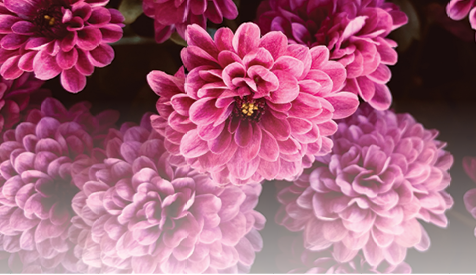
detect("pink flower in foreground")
[256,0,408,110]
[447,0,476,38]
[67,114,266,273]
[149,22,359,186]
[0,97,118,272]
[0,72,50,133]
[142,0,238,43]
[276,103,454,267]
[462,156,476,236]
[0,0,124,93]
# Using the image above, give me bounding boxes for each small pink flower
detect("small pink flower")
[67,114,266,273]
[276,103,454,267]
[149,22,359,186]
[0,97,119,272]
[0,0,124,93]
[142,0,238,43]
[256,0,408,110]
[447,0,476,34]
[462,156,476,237]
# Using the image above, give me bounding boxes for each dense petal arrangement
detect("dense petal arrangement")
[0,0,124,93]
[0,72,49,133]
[142,0,238,43]
[256,0,408,110]
[149,22,359,186]
[447,0,476,38]
[276,103,454,267]
[0,97,119,272]
[67,114,266,273]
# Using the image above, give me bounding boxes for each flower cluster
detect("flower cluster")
[256,0,408,110]
[0,97,118,272]
[142,0,238,43]
[149,22,359,186]
[0,0,124,93]
[67,114,266,273]
[276,104,454,267]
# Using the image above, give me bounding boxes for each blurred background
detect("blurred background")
[41,0,476,272]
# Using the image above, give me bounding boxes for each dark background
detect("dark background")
[41,0,476,272]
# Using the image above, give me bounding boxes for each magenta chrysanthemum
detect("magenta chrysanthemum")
[149,22,359,186]
[67,114,266,273]
[0,0,124,93]
[275,103,454,267]
[142,0,238,43]
[447,0,476,38]
[0,97,118,272]
[0,72,50,133]
[256,0,408,110]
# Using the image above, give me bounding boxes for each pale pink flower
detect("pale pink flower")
[149,22,359,186]
[276,103,454,267]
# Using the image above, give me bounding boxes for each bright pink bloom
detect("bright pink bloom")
[276,103,454,267]
[149,23,359,186]
[447,0,476,38]
[142,0,238,43]
[0,97,118,272]
[0,72,50,133]
[67,114,266,273]
[256,0,408,110]
[0,0,124,93]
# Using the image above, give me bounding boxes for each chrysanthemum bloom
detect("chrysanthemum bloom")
[0,0,124,93]
[67,114,266,273]
[256,0,408,110]
[0,72,50,133]
[142,0,238,43]
[0,97,118,272]
[462,156,476,236]
[275,103,454,267]
[447,0,476,39]
[149,23,359,185]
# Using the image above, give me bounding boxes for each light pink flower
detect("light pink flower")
[0,0,124,93]
[276,103,454,267]
[462,156,476,237]
[67,114,266,273]
[142,0,238,43]
[149,22,359,186]
[0,97,118,272]
[256,0,408,110]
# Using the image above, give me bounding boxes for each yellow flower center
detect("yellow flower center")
[241,102,259,116]
[44,15,55,26]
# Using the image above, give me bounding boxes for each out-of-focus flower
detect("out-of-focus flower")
[0,97,119,272]
[0,0,124,93]
[256,0,408,110]
[149,22,359,186]
[447,0,476,39]
[276,103,454,267]
[462,156,476,236]
[0,72,50,133]
[67,114,266,273]
[142,0,238,43]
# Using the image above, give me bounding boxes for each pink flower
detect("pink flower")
[0,72,50,133]
[142,0,238,43]
[256,0,408,110]
[275,103,454,267]
[149,22,359,186]
[462,156,476,236]
[447,0,476,37]
[0,0,124,93]
[0,97,119,272]
[67,114,266,273]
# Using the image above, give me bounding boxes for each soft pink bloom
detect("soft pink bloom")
[256,0,408,110]
[149,22,359,186]
[447,0,476,37]
[0,97,118,272]
[67,114,266,273]
[276,103,454,267]
[0,72,50,133]
[142,0,238,43]
[0,0,124,93]
[462,156,476,236]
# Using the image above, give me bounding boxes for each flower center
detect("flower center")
[233,96,265,122]
[33,6,67,38]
